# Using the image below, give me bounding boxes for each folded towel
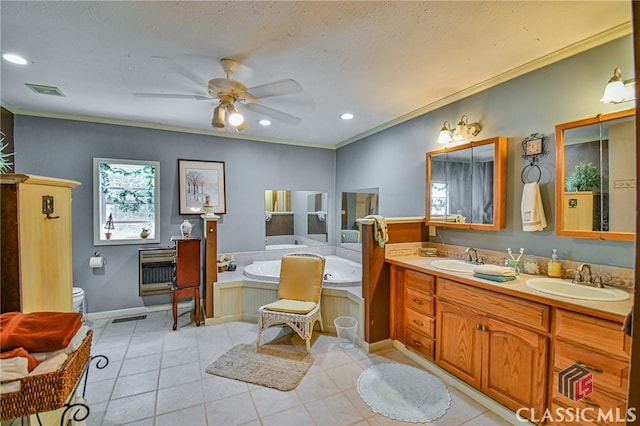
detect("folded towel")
[474,273,516,282]
[365,215,388,248]
[521,183,547,232]
[0,356,27,394]
[29,353,68,376]
[32,325,91,362]
[0,347,38,371]
[473,264,516,276]
[0,312,83,353]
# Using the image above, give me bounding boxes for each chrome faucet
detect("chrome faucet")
[464,247,478,264]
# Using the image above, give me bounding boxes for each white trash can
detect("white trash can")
[334,316,358,349]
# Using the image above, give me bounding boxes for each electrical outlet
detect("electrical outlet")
[429,226,437,237]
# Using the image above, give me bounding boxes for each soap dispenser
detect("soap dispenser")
[547,249,562,278]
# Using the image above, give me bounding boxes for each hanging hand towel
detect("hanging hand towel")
[521,183,547,232]
[364,215,388,248]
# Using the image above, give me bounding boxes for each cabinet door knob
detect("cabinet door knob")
[413,319,424,327]
[476,324,483,331]
[412,298,424,305]
[413,340,423,348]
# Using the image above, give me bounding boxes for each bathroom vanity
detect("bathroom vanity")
[387,253,632,425]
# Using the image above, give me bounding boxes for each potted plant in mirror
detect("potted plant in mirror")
[565,161,601,192]
[140,227,150,239]
[0,132,14,174]
[104,213,114,240]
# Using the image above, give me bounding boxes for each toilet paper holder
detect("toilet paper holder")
[89,252,107,268]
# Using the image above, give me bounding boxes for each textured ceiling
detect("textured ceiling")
[0,1,633,148]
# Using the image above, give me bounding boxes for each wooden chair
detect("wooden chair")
[256,253,326,353]
[171,237,202,330]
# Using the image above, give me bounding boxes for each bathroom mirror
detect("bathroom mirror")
[340,189,379,251]
[426,136,507,231]
[555,108,636,241]
[264,189,328,249]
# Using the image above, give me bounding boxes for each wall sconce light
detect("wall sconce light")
[600,67,636,104]
[437,115,481,144]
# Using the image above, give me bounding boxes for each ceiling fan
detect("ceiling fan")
[135,57,306,131]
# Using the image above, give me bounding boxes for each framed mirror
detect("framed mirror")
[426,136,507,231]
[340,189,379,251]
[555,108,636,241]
[264,189,328,249]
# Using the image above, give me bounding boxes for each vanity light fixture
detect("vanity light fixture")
[437,115,481,144]
[600,67,636,104]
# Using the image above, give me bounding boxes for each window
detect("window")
[93,158,160,245]
[430,182,449,216]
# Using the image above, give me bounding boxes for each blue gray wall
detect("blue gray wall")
[13,119,335,312]
[336,35,636,269]
[11,35,635,314]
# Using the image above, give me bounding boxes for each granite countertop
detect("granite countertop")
[386,254,633,321]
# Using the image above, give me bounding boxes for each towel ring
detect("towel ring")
[521,163,541,184]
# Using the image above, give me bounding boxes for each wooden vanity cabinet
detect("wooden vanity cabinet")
[550,309,630,425]
[436,278,549,417]
[390,266,436,360]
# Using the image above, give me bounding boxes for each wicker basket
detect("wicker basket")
[0,330,93,421]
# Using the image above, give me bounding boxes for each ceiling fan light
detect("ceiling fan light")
[235,120,248,131]
[212,106,226,128]
[227,104,244,126]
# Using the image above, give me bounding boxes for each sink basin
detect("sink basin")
[526,278,629,301]
[430,259,476,273]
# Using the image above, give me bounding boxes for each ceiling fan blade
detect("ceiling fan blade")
[151,55,208,88]
[246,79,303,100]
[243,103,302,125]
[133,93,211,101]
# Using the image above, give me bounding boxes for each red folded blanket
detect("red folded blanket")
[0,312,82,353]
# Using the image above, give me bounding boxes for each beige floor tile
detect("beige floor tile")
[431,387,489,425]
[305,392,366,426]
[250,386,303,418]
[326,361,365,391]
[260,405,316,426]
[204,391,258,425]
[295,369,342,403]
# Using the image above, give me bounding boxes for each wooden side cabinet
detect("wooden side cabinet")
[436,278,549,418]
[1,174,80,313]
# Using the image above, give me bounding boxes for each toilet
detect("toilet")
[72,287,86,316]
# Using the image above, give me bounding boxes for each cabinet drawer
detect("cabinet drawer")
[405,287,435,316]
[438,278,550,332]
[405,328,435,360]
[405,269,435,294]
[405,308,435,338]
[552,375,627,424]
[554,340,629,398]
[555,309,629,359]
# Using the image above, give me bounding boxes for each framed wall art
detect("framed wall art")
[178,159,226,214]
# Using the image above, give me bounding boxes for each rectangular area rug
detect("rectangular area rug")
[205,343,313,391]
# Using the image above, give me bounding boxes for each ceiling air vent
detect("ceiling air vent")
[25,83,65,97]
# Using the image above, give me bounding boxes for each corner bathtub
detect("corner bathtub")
[243,255,362,287]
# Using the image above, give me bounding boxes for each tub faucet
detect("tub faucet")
[464,247,478,263]
[323,273,332,280]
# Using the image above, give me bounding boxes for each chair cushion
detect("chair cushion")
[265,299,317,314]
[278,255,324,302]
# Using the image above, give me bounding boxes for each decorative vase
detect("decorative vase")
[202,195,214,215]
[105,232,112,240]
[140,228,150,239]
[180,220,192,238]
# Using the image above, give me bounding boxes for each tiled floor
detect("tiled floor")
[82,309,512,426]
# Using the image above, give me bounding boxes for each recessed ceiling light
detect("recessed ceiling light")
[2,53,28,65]
[258,119,271,126]
[340,113,354,120]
